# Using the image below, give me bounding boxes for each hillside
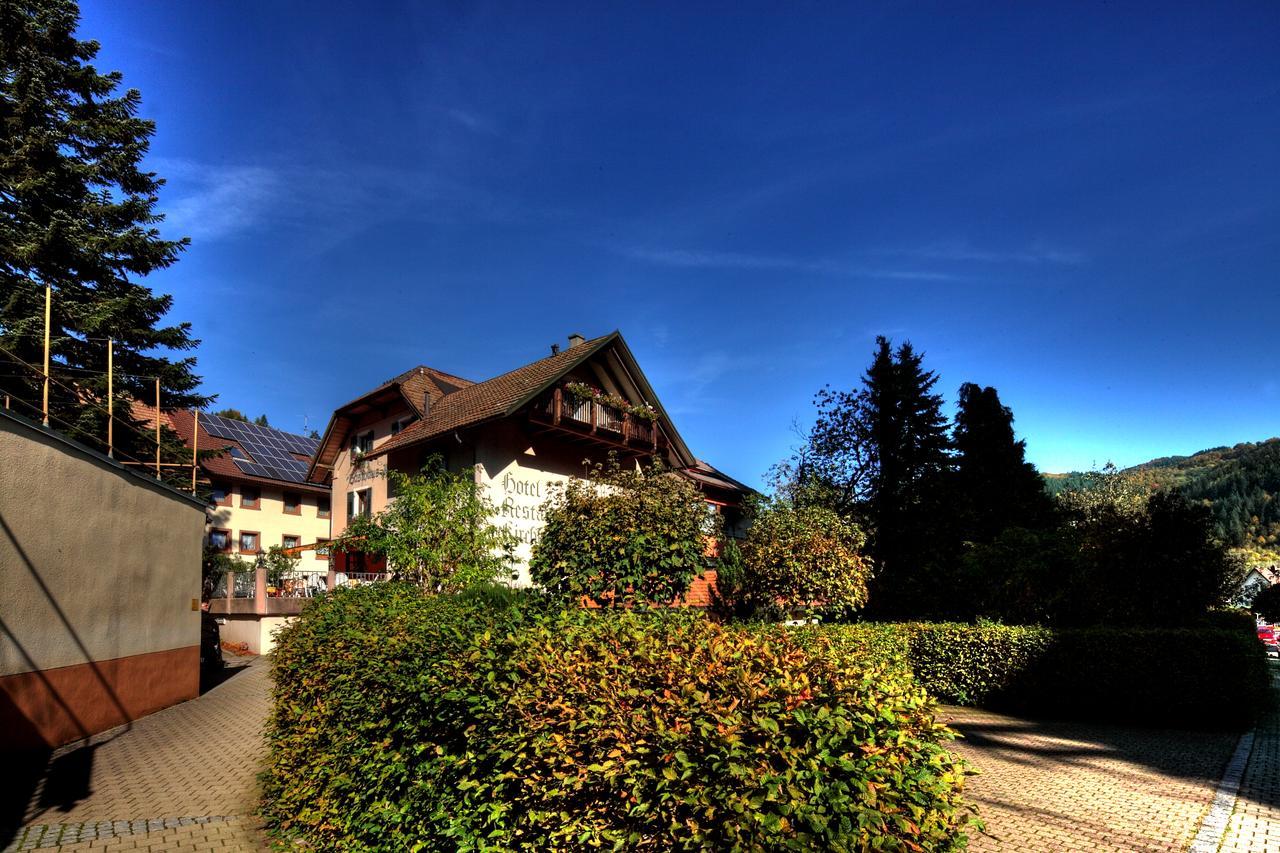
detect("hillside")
[1046,438,1280,561]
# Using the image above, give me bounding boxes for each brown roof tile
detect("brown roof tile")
[367,333,616,458]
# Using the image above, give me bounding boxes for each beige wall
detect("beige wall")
[0,414,206,677]
[330,407,417,535]
[0,412,206,749]
[208,482,331,565]
[218,614,292,656]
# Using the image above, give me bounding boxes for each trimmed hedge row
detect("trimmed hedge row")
[815,621,1269,727]
[263,584,978,851]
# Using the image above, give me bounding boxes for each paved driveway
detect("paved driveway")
[943,705,1244,851]
[4,656,272,852]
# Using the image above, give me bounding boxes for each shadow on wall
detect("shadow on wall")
[0,513,136,845]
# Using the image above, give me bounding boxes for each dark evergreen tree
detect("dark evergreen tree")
[952,382,1054,542]
[0,0,207,471]
[791,336,951,618]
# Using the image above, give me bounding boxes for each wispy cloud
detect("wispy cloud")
[879,240,1087,266]
[446,108,500,136]
[618,246,958,282]
[159,163,281,241]
[659,348,752,415]
[154,157,526,246]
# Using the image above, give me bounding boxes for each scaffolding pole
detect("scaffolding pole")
[154,377,161,480]
[41,285,50,426]
[191,409,200,493]
[107,338,114,458]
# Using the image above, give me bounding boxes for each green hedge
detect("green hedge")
[263,584,978,851]
[902,624,1053,707]
[816,621,1269,727]
[994,627,1269,726]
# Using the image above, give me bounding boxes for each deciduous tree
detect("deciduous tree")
[531,456,708,608]
[336,457,517,592]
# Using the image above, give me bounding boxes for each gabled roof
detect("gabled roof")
[1249,564,1280,586]
[306,364,476,481]
[363,331,696,467]
[681,460,756,499]
[330,363,475,420]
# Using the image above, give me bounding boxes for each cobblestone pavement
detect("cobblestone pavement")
[1218,670,1280,852]
[5,656,272,852]
[942,705,1241,851]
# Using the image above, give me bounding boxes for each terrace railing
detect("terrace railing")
[209,566,389,617]
[270,570,329,598]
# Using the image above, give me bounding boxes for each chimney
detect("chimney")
[422,390,431,415]
[567,333,585,349]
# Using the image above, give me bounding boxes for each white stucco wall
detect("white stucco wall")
[473,421,613,585]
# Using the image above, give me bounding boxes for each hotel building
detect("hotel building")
[306,331,750,597]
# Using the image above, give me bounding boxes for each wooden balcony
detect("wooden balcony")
[529,387,660,453]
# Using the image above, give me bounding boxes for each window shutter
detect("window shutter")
[347,490,356,519]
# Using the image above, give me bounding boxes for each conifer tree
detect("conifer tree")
[790,336,951,617]
[862,338,951,616]
[0,0,207,469]
[952,382,1053,542]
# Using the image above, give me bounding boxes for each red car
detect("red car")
[1258,625,1279,658]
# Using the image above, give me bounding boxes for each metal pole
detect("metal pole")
[191,409,200,493]
[41,285,50,426]
[154,377,161,479]
[107,338,114,458]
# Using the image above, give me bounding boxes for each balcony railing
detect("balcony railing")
[532,386,659,451]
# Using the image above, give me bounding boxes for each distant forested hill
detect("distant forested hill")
[1045,439,1280,560]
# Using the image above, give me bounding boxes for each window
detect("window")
[315,538,331,560]
[228,446,248,460]
[211,484,231,507]
[239,531,260,554]
[351,430,374,455]
[702,501,723,535]
[317,496,331,519]
[240,486,260,509]
[347,488,372,520]
[391,416,414,435]
[282,534,300,550]
[283,491,301,515]
[208,528,231,552]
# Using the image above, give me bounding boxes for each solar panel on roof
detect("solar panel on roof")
[201,412,316,484]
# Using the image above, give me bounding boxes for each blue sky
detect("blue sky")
[81,2,1280,487]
